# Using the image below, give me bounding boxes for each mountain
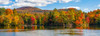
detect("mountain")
[16,6,52,13]
[16,6,80,13]
[16,6,41,10]
[58,8,80,12]
[16,6,42,13]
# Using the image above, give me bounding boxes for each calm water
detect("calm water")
[0,25,100,36]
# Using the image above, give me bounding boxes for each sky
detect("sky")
[0,0,100,12]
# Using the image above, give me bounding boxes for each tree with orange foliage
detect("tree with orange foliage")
[5,8,13,15]
[75,20,80,25]
[0,16,4,24]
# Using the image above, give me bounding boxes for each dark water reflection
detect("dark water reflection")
[0,25,100,36]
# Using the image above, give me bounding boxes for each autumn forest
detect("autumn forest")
[0,7,100,28]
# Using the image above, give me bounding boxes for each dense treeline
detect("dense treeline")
[0,8,100,27]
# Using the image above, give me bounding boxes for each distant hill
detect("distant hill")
[58,8,80,12]
[16,6,52,13]
[16,6,80,13]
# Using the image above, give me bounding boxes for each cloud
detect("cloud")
[83,8,89,12]
[13,0,57,7]
[0,0,80,8]
[0,5,13,8]
[74,0,80,2]
[98,4,100,7]
[63,6,80,9]
[0,0,12,4]
[59,0,73,3]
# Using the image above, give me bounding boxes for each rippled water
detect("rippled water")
[0,25,100,36]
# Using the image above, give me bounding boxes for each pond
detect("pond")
[0,25,100,36]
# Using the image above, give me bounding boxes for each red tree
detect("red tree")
[31,17,35,24]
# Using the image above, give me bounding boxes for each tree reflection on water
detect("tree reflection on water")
[0,25,100,36]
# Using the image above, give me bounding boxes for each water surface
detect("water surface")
[0,25,100,36]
